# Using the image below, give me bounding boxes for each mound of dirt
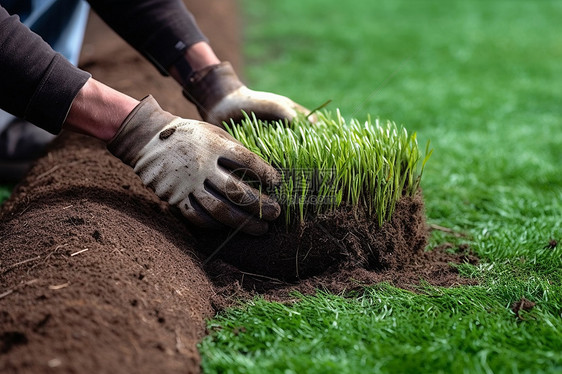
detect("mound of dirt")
[0,132,215,373]
[0,1,477,372]
[0,1,237,373]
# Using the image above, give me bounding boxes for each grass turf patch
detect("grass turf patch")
[200,112,432,281]
[200,0,562,372]
[226,111,431,226]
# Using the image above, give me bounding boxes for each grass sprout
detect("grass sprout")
[226,110,431,226]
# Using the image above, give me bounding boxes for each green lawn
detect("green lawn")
[0,184,11,204]
[199,0,562,373]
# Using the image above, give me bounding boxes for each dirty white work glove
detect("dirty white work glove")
[183,62,313,126]
[108,95,281,235]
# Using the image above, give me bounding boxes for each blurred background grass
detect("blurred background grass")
[0,184,11,203]
[200,0,562,372]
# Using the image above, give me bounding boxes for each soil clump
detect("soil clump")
[512,297,536,320]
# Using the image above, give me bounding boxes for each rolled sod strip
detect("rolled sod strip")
[0,1,241,368]
[227,111,432,227]
[0,132,215,373]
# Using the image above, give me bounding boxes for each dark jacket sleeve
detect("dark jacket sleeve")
[87,0,208,75]
[0,6,91,134]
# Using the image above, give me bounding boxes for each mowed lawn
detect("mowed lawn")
[199,1,562,373]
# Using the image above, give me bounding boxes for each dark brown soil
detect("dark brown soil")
[0,131,215,373]
[512,297,536,320]
[0,1,477,373]
[0,1,236,373]
[203,208,477,310]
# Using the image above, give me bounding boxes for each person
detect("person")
[0,0,312,235]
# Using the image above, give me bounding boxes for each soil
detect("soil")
[200,195,430,282]
[0,1,477,373]
[512,297,536,320]
[203,212,478,310]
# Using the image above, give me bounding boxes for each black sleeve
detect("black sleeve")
[0,6,91,134]
[87,0,208,75]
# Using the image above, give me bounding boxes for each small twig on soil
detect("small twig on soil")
[428,223,468,238]
[36,161,80,180]
[70,248,89,257]
[2,255,42,274]
[36,165,61,180]
[43,244,67,263]
[48,282,70,290]
[18,204,31,216]
[239,271,287,284]
[0,289,14,299]
[0,279,39,300]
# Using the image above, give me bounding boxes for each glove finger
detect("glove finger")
[206,170,280,221]
[194,190,270,236]
[178,194,224,230]
[237,87,315,122]
[218,144,281,190]
[220,93,297,124]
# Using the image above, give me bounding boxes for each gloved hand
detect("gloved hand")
[183,62,313,126]
[108,95,281,235]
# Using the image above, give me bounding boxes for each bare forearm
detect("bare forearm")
[63,78,139,142]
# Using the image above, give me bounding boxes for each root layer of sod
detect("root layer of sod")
[200,194,429,281]
[202,195,477,307]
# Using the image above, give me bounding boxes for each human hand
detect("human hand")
[108,95,281,235]
[182,62,314,126]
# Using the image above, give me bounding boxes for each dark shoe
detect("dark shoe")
[0,119,55,182]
